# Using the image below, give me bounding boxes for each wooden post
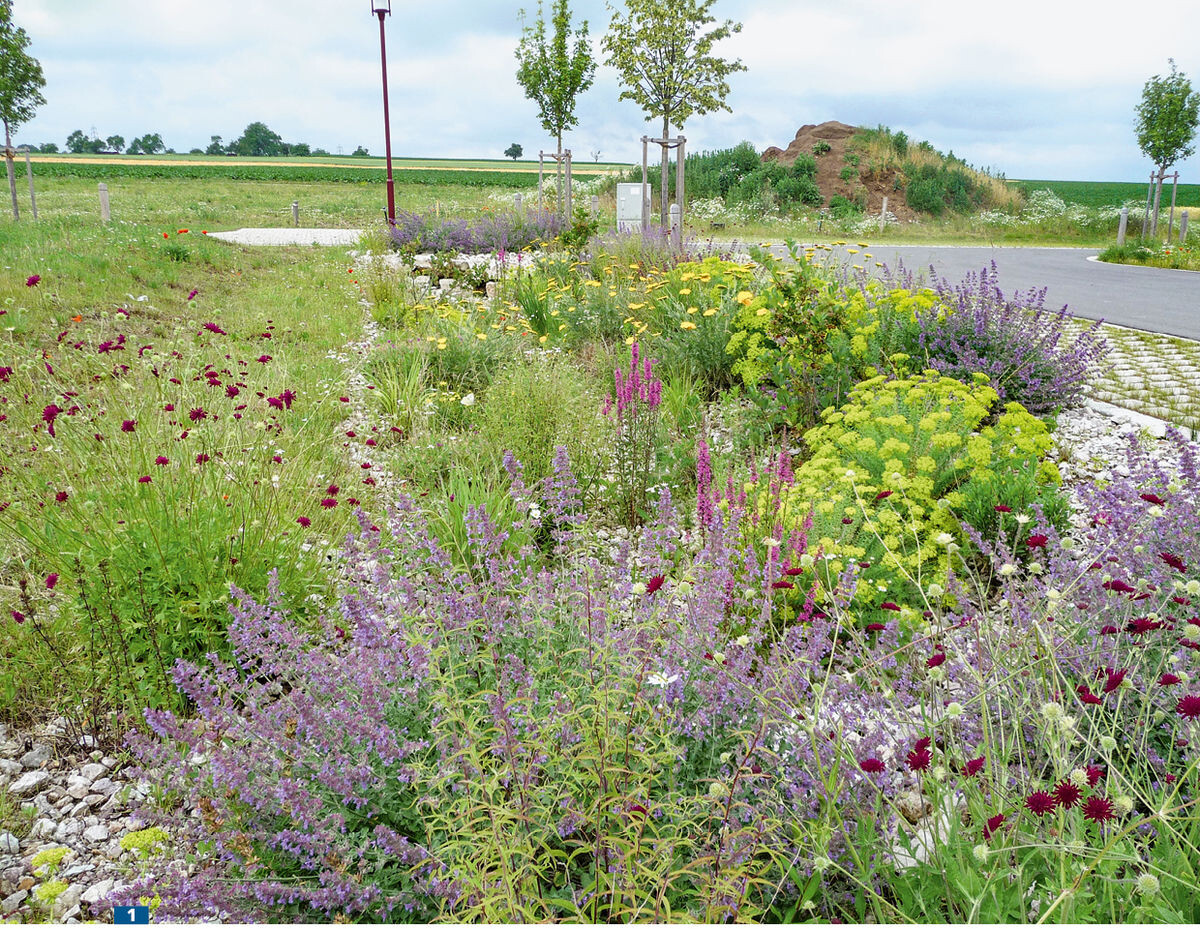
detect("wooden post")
[98,182,110,222]
[564,149,572,220]
[1168,172,1179,242]
[292,200,299,227]
[879,195,888,234]
[1117,207,1128,246]
[669,203,681,249]
[514,192,522,212]
[1152,168,1164,236]
[675,136,686,234]
[1142,172,1153,238]
[4,151,17,220]
[1181,210,1189,243]
[23,149,36,220]
[590,194,599,217]
[538,152,544,214]
[641,136,649,232]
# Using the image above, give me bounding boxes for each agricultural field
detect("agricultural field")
[1,175,1199,923]
[1013,178,1200,211]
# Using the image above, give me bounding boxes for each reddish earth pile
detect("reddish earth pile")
[762,120,920,222]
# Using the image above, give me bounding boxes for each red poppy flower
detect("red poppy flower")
[1177,694,1200,719]
[1024,791,1056,816]
[859,758,885,773]
[964,756,986,777]
[1052,781,1082,809]
[1082,796,1114,824]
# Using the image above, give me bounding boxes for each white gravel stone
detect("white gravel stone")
[208,227,363,246]
[8,770,50,797]
[0,832,18,855]
[78,764,106,783]
[81,878,114,907]
[81,825,109,844]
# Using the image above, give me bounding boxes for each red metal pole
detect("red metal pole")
[376,10,396,225]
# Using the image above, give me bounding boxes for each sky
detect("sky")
[12,0,1200,183]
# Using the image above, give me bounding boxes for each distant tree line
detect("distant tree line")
[20,121,372,158]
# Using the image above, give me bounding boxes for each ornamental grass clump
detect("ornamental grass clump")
[915,262,1109,415]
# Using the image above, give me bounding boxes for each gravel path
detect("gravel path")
[206,228,363,246]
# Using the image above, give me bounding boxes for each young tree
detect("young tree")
[515,0,596,157]
[106,134,125,153]
[205,134,225,156]
[504,142,524,160]
[602,0,745,225]
[1136,59,1200,235]
[0,0,45,219]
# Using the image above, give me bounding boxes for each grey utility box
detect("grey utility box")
[616,183,649,233]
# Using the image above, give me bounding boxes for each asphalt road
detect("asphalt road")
[845,245,1200,342]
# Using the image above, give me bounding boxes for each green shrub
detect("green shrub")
[813,140,832,156]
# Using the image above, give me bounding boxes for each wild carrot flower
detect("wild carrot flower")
[1024,791,1056,816]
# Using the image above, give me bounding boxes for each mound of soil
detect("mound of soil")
[762,120,919,223]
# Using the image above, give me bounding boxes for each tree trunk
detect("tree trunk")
[4,122,18,222]
[1152,167,1164,237]
[660,115,669,228]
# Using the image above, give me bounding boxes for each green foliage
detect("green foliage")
[515,0,596,152]
[1136,59,1200,171]
[904,161,981,215]
[504,142,523,160]
[813,140,831,156]
[232,121,284,158]
[828,192,863,219]
[601,0,745,135]
[0,1,45,140]
[773,371,1064,625]
[557,202,600,251]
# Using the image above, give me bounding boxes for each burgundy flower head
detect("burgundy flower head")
[645,575,664,595]
[1159,551,1187,572]
[1024,791,1056,816]
[1082,795,1114,824]
[1053,781,1082,809]
[983,813,1005,840]
[1177,694,1200,720]
[859,758,885,773]
[964,756,986,777]
[1140,492,1166,505]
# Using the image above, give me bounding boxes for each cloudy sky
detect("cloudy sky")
[13,0,1200,182]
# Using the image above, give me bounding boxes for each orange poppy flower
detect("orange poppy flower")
[71,315,82,322]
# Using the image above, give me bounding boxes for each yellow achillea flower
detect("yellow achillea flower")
[736,290,754,305]
[680,320,697,330]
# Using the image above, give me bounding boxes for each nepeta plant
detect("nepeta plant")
[389,208,563,255]
[603,342,663,527]
[915,262,1109,415]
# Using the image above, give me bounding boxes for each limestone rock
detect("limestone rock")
[8,770,50,797]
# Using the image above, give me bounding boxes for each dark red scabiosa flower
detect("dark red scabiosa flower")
[360,462,372,470]
[1076,686,1103,706]
[256,354,272,364]
[279,388,296,409]
[1159,552,1187,571]
[874,489,892,501]
[137,475,152,483]
[1082,796,1114,824]
[1140,492,1166,505]
[154,455,169,466]
[45,573,58,589]
[865,622,887,633]
[10,610,24,624]
[267,396,284,410]
[339,396,350,403]
[320,498,338,509]
[187,289,199,301]
[1177,694,1200,719]
[25,274,40,287]
[1024,791,1056,816]
[121,419,136,432]
[906,738,933,772]
[1053,781,1082,809]
[1127,617,1163,634]
[225,384,239,399]
[42,403,61,437]
[1098,624,1118,634]
[645,575,665,595]
[195,453,210,465]
[880,601,901,612]
[54,490,68,503]
[296,516,311,528]
[783,566,804,576]
[994,503,1012,513]
[163,403,174,412]
[202,322,226,335]
[326,484,339,495]
[1103,668,1127,694]
[189,407,207,422]
[927,652,946,669]
[859,758,885,773]
[1085,765,1105,786]
[628,803,648,818]
[1102,579,1136,594]
[964,755,986,777]
[771,580,794,590]
[1158,673,1181,687]
[842,516,854,524]
[0,366,12,381]
[1025,533,1048,549]
[983,813,1005,840]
